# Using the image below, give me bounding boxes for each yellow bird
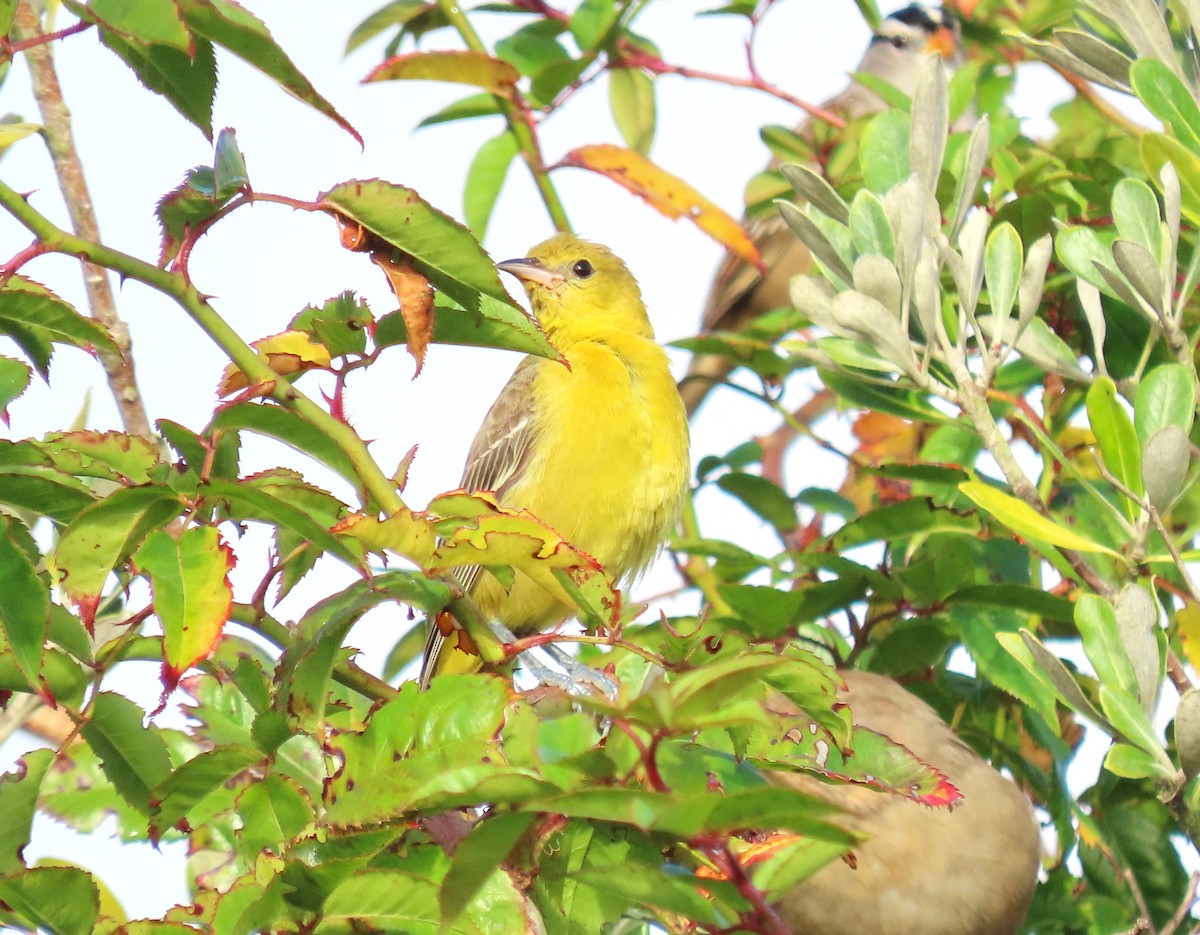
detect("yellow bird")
[419,234,690,688]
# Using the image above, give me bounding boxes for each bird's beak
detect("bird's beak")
[924,24,958,58]
[498,257,566,289]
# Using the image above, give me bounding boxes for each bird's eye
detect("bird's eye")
[891,34,909,48]
[573,259,594,279]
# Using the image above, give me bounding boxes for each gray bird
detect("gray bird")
[680,5,964,416]
[773,671,1040,935]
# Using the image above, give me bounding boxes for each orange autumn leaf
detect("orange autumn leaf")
[218,330,332,397]
[372,249,435,376]
[560,144,764,272]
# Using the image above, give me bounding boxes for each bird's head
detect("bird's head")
[497,234,653,343]
[861,4,964,93]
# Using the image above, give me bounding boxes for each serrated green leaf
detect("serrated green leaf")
[0,749,54,875]
[80,692,173,814]
[149,744,262,843]
[0,866,99,935]
[0,516,47,694]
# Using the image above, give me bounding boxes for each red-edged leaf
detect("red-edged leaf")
[135,527,234,703]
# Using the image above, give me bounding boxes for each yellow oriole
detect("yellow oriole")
[419,234,690,687]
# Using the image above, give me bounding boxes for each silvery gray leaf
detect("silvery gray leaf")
[953,209,988,316]
[1020,629,1112,729]
[1111,239,1167,319]
[1180,0,1200,32]
[1114,585,1162,716]
[1057,30,1134,88]
[852,255,902,315]
[1095,262,1159,325]
[1161,162,1181,257]
[910,55,949,196]
[776,200,853,285]
[913,241,942,344]
[1177,688,1200,780]
[830,290,920,377]
[883,176,932,298]
[1080,0,1184,81]
[950,115,990,239]
[1017,234,1054,331]
[1017,34,1131,92]
[1077,279,1109,377]
[1142,425,1191,511]
[789,274,837,323]
[978,315,1089,379]
[781,164,851,225]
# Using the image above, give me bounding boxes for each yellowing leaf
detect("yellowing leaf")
[560,144,764,271]
[337,490,622,630]
[364,50,519,100]
[135,527,234,702]
[218,330,333,397]
[1177,602,1200,672]
[958,481,1119,556]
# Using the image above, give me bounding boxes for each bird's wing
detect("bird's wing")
[700,210,797,331]
[459,355,541,499]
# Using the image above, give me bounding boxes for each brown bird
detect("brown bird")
[680,5,964,416]
[772,670,1040,935]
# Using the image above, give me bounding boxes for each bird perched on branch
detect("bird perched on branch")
[775,670,1040,935]
[419,234,689,688]
[680,4,964,416]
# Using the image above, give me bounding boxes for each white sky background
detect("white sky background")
[0,0,1076,919]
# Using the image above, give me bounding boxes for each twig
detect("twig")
[11,2,155,445]
[1161,870,1200,935]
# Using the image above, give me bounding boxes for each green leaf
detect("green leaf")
[848,189,894,260]
[570,0,617,48]
[984,222,1022,321]
[79,692,173,814]
[366,49,519,98]
[148,744,262,843]
[64,0,190,48]
[0,355,31,418]
[320,870,441,931]
[715,473,797,532]
[1135,363,1195,445]
[0,866,99,935]
[956,607,1061,727]
[1086,377,1143,519]
[0,276,119,376]
[1111,178,1164,258]
[817,369,948,423]
[440,812,537,925]
[1130,58,1200,153]
[213,127,249,200]
[235,773,314,860]
[1055,225,1119,295]
[463,131,518,240]
[98,31,218,139]
[155,166,229,264]
[319,179,517,312]
[609,67,656,155]
[958,481,1119,556]
[376,289,556,359]
[1099,686,1171,775]
[1076,594,1140,697]
[178,0,360,144]
[416,92,502,129]
[40,430,161,485]
[0,516,47,694]
[345,0,432,53]
[53,487,184,626]
[860,110,910,195]
[0,749,54,874]
[136,527,233,687]
[1142,133,1200,223]
[209,403,360,488]
[831,498,977,550]
[1105,742,1161,779]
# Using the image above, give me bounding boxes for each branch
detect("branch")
[0,179,406,517]
[11,2,155,445]
[434,0,572,232]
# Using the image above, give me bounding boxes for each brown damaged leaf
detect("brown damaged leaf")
[560,144,765,272]
[338,219,435,376]
[218,330,333,397]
